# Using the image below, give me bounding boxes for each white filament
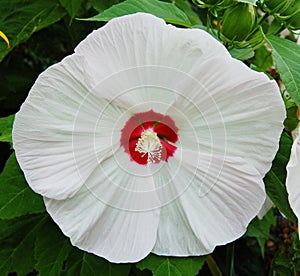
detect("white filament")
[135,129,162,164]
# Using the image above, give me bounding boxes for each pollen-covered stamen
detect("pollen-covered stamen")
[135,129,162,164]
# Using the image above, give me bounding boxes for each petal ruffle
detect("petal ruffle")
[170,56,285,177]
[152,150,265,255]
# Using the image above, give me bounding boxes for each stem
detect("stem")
[257,12,269,27]
[235,40,264,60]
[206,255,223,276]
[226,243,235,276]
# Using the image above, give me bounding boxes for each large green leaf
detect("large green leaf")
[59,0,85,19]
[251,45,273,72]
[35,216,73,275]
[90,0,122,13]
[245,209,276,257]
[137,254,206,276]
[264,132,297,224]
[62,249,131,276]
[0,214,46,275]
[0,0,66,62]
[0,114,14,143]
[169,0,201,25]
[0,153,45,219]
[267,35,300,107]
[0,211,129,275]
[84,0,192,27]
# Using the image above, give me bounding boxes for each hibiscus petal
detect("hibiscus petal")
[44,149,161,263]
[44,185,160,263]
[76,13,228,86]
[13,55,123,200]
[257,196,274,219]
[82,148,164,211]
[75,13,228,112]
[286,129,300,232]
[170,56,285,176]
[152,150,265,255]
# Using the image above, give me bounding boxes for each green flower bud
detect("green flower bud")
[221,3,256,42]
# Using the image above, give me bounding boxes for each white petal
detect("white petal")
[90,66,178,115]
[44,188,159,263]
[75,13,229,111]
[170,56,285,176]
[152,150,265,255]
[257,196,274,219]
[286,128,300,233]
[81,148,164,211]
[44,151,161,263]
[13,55,123,200]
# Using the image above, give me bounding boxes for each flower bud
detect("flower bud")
[221,3,256,42]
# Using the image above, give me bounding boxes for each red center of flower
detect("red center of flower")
[120,110,178,165]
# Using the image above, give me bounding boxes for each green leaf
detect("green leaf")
[0,152,45,219]
[273,253,295,274]
[282,90,300,132]
[230,47,255,61]
[137,254,206,276]
[0,0,67,62]
[169,0,201,25]
[284,105,300,132]
[0,114,14,143]
[264,132,298,224]
[59,0,84,19]
[245,209,276,257]
[266,35,300,107]
[0,213,46,275]
[35,216,73,275]
[84,0,192,27]
[62,249,131,276]
[251,45,273,72]
[90,0,122,13]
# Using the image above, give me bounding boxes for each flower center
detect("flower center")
[135,129,162,164]
[120,110,178,165]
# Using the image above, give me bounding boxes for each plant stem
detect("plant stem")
[226,243,235,276]
[206,255,223,276]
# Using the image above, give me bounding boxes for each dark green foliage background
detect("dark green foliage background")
[0,0,300,275]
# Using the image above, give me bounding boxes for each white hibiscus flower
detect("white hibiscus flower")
[13,13,286,263]
[286,126,300,233]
